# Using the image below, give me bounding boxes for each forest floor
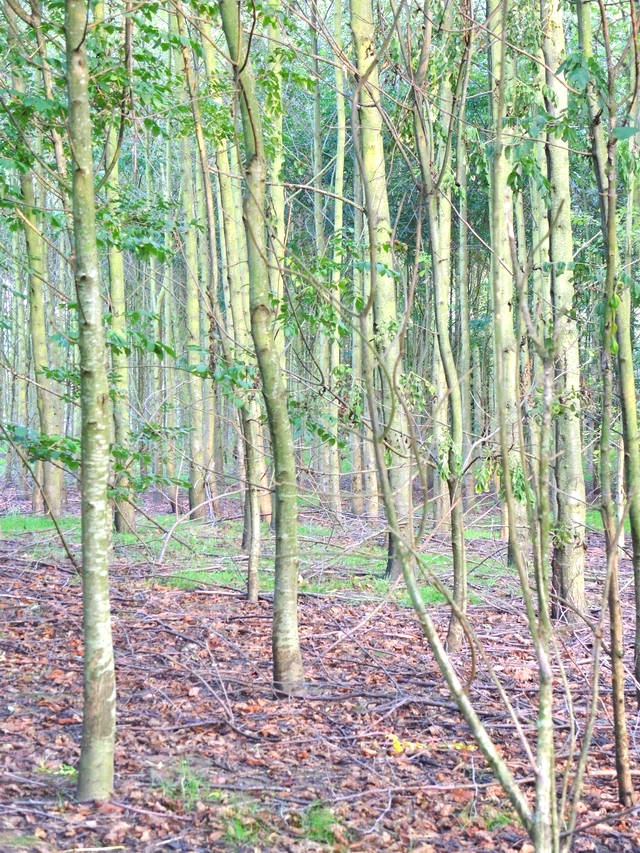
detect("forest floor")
[1,496,640,852]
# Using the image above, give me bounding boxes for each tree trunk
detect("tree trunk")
[179,136,207,520]
[409,0,469,647]
[529,65,551,486]
[200,24,263,599]
[487,0,527,565]
[351,0,412,579]
[106,126,136,533]
[625,97,640,700]
[353,154,378,519]
[6,5,63,517]
[65,0,116,800]
[541,0,586,619]
[576,0,634,803]
[162,129,179,515]
[598,139,635,808]
[219,0,303,693]
[266,7,286,369]
[457,109,474,510]
[325,0,346,518]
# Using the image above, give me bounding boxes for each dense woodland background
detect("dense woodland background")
[1,0,640,849]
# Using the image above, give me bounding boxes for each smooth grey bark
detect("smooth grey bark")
[105,127,136,534]
[352,0,412,580]
[7,2,63,517]
[541,0,586,618]
[529,53,551,484]
[200,22,262,601]
[323,0,345,517]
[353,154,379,520]
[266,3,286,333]
[487,0,528,563]
[576,0,635,800]
[625,95,640,701]
[169,11,206,520]
[597,137,635,807]
[179,137,207,520]
[407,0,470,648]
[456,106,474,510]
[219,0,303,692]
[65,0,116,800]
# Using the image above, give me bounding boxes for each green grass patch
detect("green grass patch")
[0,835,44,849]
[586,507,605,531]
[303,804,343,844]
[482,804,516,830]
[283,804,346,846]
[416,585,446,605]
[464,525,501,540]
[166,567,265,591]
[224,808,262,846]
[35,761,77,781]
[0,513,78,536]
[156,759,224,811]
[2,506,509,610]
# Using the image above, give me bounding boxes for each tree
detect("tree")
[541,0,586,619]
[351,0,413,581]
[407,0,471,649]
[6,1,63,518]
[102,39,136,533]
[576,0,635,805]
[65,0,116,800]
[487,0,527,563]
[218,0,303,693]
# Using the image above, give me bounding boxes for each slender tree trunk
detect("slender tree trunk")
[457,109,474,510]
[325,0,346,517]
[217,130,262,598]
[194,154,217,514]
[541,0,586,618]
[310,6,335,512]
[200,24,262,597]
[65,0,116,800]
[7,5,63,517]
[530,73,551,480]
[266,5,286,368]
[145,134,164,495]
[491,2,559,845]
[353,154,378,519]
[408,0,469,646]
[162,132,179,515]
[616,220,640,705]
[432,337,450,529]
[106,127,136,533]
[625,98,640,700]
[14,247,29,498]
[487,0,527,564]
[20,176,63,517]
[219,0,303,692]
[577,0,638,787]
[598,139,635,807]
[351,0,412,579]
[179,137,207,520]
[176,6,227,520]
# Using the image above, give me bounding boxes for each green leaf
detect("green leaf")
[612,126,640,140]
